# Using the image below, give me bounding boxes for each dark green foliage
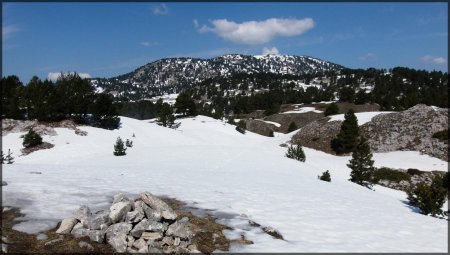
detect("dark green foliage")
[348,136,375,188]
[319,170,331,182]
[324,103,339,116]
[332,109,359,154]
[407,168,424,176]
[287,122,298,132]
[90,93,121,130]
[432,129,448,142]
[22,129,43,148]
[1,75,24,119]
[373,167,410,183]
[269,130,274,137]
[443,172,449,191]
[125,139,133,148]
[174,92,197,116]
[115,100,157,120]
[285,145,306,162]
[236,120,246,134]
[407,175,447,216]
[113,137,127,156]
[157,103,178,128]
[338,86,355,103]
[227,116,236,125]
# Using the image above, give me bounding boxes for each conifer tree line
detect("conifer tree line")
[1,73,120,129]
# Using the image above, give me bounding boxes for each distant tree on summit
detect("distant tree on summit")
[175,92,197,116]
[331,109,359,154]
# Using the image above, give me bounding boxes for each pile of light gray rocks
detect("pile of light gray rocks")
[55,192,198,253]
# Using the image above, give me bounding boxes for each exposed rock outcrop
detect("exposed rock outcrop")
[292,104,449,161]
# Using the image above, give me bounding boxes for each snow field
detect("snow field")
[1,116,448,252]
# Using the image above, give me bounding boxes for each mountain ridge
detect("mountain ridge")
[90,54,344,99]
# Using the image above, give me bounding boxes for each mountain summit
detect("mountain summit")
[91,54,344,99]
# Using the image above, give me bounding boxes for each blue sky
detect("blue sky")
[2,2,448,82]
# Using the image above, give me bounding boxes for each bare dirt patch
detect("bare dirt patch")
[20,142,55,156]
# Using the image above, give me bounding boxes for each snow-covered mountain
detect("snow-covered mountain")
[91,54,344,99]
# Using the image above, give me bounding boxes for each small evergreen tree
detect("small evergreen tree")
[113,137,127,156]
[331,109,359,154]
[319,170,331,182]
[5,149,14,164]
[157,103,178,128]
[407,175,447,216]
[285,145,306,162]
[125,139,133,148]
[348,136,375,189]
[287,122,298,132]
[236,120,246,134]
[324,103,339,116]
[23,129,43,148]
[269,130,274,137]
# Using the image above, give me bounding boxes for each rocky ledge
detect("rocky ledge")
[55,192,198,253]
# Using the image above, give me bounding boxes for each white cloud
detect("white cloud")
[198,18,314,45]
[2,24,20,40]
[193,19,199,29]
[152,3,168,15]
[262,47,279,55]
[141,41,158,47]
[47,72,92,82]
[421,55,447,65]
[359,53,377,61]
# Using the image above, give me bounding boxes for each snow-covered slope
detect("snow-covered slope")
[1,116,447,252]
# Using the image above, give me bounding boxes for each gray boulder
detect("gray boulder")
[139,192,177,220]
[71,228,105,243]
[130,219,151,238]
[112,193,133,204]
[108,233,128,253]
[105,223,133,240]
[166,218,192,239]
[125,211,144,224]
[135,200,162,222]
[84,210,111,230]
[109,201,132,223]
[132,238,147,250]
[73,205,92,223]
[55,217,78,234]
[141,232,163,241]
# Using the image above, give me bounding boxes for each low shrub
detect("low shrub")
[319,170,331,182]
[285,145,306,162]
[407,175,447,216]
[22,129,43,148]
[373,167,410,183]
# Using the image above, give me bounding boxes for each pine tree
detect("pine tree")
[23,129,43,148]
[113,137,127,156]
[331,109,359,154]
[348,136,375,188]
[125,139,133,148]
[287,122,298,132]
[5,149,14,164]
[319,170,331,182]
[174,92,197,116]
[285,145,306,162]
[157,103,178,128]
[407,175,447,216]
